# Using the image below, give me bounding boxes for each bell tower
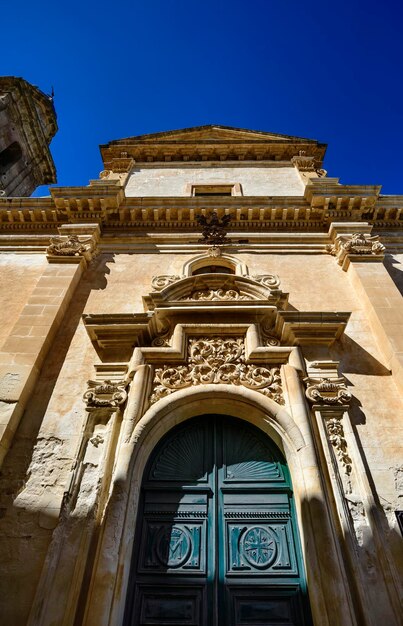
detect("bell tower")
[0,76,57,197]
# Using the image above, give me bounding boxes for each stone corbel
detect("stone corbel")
[46,223,100,265]
[327,222,385,271]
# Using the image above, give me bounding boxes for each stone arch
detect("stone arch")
[182,252,248,277]
[83,385,356,626]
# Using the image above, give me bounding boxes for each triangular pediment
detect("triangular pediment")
[108,124,318,144]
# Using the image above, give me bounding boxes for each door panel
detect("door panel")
[125,416,311,626]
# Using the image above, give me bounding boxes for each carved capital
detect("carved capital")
[327,232,385,269]
[304,376,352,405]
[46,234,97,263]
[150,337,283,405]
[83,379,128,410]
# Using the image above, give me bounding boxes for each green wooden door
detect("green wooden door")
[124,415,312,626]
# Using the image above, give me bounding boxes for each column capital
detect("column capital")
[46,223,100,265]
[327,222,385,270]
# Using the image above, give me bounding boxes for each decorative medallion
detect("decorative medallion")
[150,337,283,404]
[156,526,192,568]
[241,526,277,568]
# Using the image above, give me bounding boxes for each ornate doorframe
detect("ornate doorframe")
[82,378,357,626]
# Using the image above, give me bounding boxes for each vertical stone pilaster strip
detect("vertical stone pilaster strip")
[0,224,100,466]
[328,222,403,394]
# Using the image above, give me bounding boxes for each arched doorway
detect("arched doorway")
[124,415,312,625]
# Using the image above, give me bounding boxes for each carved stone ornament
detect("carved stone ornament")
[325,416,352,475]
[208,246,222,257]
[47,235,93,258]
[196,211,231,245]
[180,288,249,302]
[150,337,284,405]
[151,275,183,291]
[304,376,352,405]
[291,155,316,172]
[327,232,385,266]
[251,275,281,289]
[83,379,128,409]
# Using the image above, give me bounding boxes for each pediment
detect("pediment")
[108,125,319,145]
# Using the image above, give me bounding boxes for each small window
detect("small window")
[190,183,243,197]
[0,142,22,176]
[193,185,233,196]
[192,264,235,275]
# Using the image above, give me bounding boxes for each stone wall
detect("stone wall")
[125,164,305,196]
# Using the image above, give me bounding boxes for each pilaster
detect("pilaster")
[0,224,100,466]
[328,222,403,394]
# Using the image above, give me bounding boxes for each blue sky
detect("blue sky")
[3,0,403,195]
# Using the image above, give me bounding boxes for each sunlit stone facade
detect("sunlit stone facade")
[0,125,402,625]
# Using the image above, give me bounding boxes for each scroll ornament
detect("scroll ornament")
[151,275,183,291]
[304,377,352,405]
[83,379,128,409]
[47,234,95,259]
[150,337,283,405]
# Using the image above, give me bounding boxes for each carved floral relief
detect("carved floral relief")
[150,337,283,405]
[325,416,352,475]
[47,234,94,258]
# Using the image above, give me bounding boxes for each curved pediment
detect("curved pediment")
[143,273,288,310]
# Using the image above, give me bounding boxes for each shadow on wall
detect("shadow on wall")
[383,254,403,297]
[0,254,113,626]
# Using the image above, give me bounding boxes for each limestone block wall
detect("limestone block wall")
[125,164,305,196]
[0,254,46,346]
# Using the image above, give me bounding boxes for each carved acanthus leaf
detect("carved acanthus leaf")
[83,379,128,409]
[325,416,352,475]
[150,337,284,405]
[304,376,352,405]
[47,235,95,259]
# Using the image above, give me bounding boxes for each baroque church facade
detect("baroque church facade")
[0,86,402,625]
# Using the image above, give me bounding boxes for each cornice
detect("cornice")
[1,185,403,233]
